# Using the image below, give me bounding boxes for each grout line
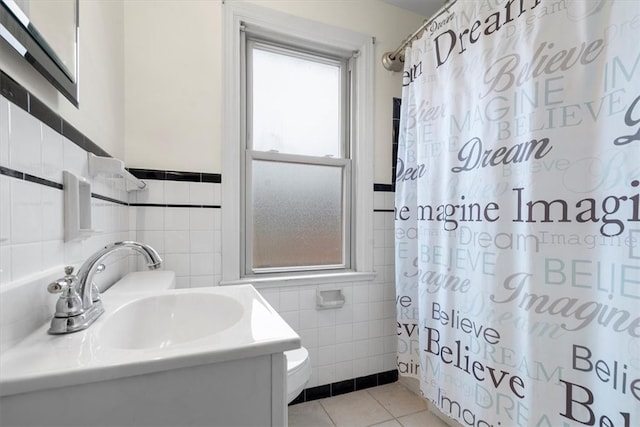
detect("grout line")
[317,398,338,427]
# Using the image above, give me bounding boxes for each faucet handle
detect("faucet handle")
[47,266,76,293]
[47,278,69,294]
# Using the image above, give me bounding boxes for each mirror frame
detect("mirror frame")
[0,0,79,106]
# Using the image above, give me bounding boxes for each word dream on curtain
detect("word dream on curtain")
[394,1,639,426]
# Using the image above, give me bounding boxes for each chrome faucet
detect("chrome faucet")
[47,241,162,334]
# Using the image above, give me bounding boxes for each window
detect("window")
[244,37,352,275]
[222,2,374,284]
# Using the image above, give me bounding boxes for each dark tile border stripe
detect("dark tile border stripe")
[129,203,221,209]
[0,70,28,111]
[92,193,128,206]
[289,369,398,406]
[24,173,63,190]
[0,165,24,180]
[4,68,395,196]
[374,183,394,192]
[129,168,222,184]
[1,70,111,159]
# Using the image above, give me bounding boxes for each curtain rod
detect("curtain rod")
[382,0,457,72]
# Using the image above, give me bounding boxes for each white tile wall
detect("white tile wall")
[131,181,222,288]
[0,100,133,352]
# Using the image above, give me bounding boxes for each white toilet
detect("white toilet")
[284,346,311,403]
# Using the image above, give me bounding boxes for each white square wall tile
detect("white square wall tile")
[258,288,280,311]
[279,310,299,330]
[0,97,9,167]
[41,187,63,241]
[41,126,64,183]
[163,253,190,277]
[189,182,214,205]
[0,175,11,245]
[11,242,42,281]
[318,326,335,347]
[318,345,336,365]
[212,184,221,205]
[0,246,11,286]
[8,104,41,176]
[335,324,353,343]
[189,208,214,230]
[280,290,299,312]
[165,181,190,204]
[299,309,318,329]
[134,180,165,204]
[136,206,164,231]
[190,275,215,287]
[136,230,165,253]
[190,253,215,276]
[42,240,65,271]
[62,138,88,178]
[189,230,214,253]
[335,342,354,362]
[164,230,189,253]
[298,328,318,349]
[164,207,189,230]
[11,179,42,244]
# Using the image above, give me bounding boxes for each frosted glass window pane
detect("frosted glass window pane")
[251,160,344,269]
[251,47,341,157]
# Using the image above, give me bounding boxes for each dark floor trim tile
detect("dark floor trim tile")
[355,374,378,390]
[331,379,355,396]
[377,370,398,385]
[290,370,400,406]
[304,384,331,402]
[289,392,305,406]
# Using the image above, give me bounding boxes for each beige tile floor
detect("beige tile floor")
[288,382,450,427]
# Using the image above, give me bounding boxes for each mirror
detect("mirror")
[0,0,79,106]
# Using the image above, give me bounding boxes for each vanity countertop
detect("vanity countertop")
[0,284,300,397]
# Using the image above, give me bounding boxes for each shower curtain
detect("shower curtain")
[394,1,639,426]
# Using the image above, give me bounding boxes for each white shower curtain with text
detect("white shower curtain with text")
[394,1,640,426]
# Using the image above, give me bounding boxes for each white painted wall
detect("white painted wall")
[123,0,423,184]
[0,0,125,159]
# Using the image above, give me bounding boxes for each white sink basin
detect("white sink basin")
[100,293,244,350]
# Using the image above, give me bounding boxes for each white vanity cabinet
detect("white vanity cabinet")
[1,352,287,426]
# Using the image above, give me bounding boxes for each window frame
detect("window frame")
[243,35,352,276]
[222,1,374,287]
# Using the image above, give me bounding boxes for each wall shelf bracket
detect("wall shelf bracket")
[87,153,147,192]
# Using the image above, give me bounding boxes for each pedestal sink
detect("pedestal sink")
[100,293,244,350]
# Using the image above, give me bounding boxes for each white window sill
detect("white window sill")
[219,270,377,289]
